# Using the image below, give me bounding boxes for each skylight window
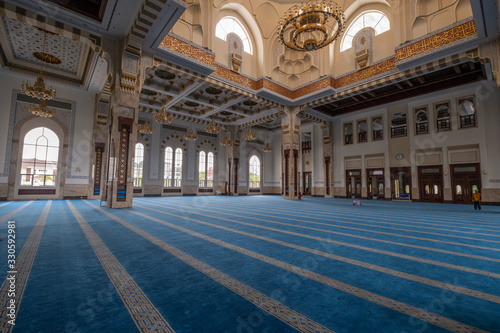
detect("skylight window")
[341,11,390,52]
[215,17,252,54]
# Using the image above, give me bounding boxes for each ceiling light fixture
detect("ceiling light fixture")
[263,142,273,152]
[22,28,58,102]
[243,126,257,141]
[205,116,221,134]
[220,130,232,147]
[138,120,154,134]
[183,127,198,141]
[29,99,55,118]
[153,104,173,124]
[277,0,346,52]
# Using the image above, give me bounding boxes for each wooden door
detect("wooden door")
[418,166,443,203]
[367,169,384,199]
[451,164,480,204]
[347,169,361,198]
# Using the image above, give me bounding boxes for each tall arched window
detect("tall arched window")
[198,151,206,187]
[207,152,214,187]
[21,127,59,186]
[198,151,214,188]
[164,147,173,187]
[174,148,183,187]
[134,143,144,187]
[215,17,252,54]
[164,147,182,187]
[249,155,260,188]
[341,11,390,52]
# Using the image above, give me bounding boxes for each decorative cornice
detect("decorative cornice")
[395,21,477,63]
[336,58,396,88]
[160,35,215,67]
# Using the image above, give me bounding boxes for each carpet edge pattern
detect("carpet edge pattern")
[0,201,50,333]
[66,201,176,333]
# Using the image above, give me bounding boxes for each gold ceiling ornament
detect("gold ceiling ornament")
[205,116,221,134]
[263,142,273,152]
[183,127,198,141]
[22,74,57,100]
[138,120,154,134]
[153,104,174,124]
[220,130,232,147]
[277,0,346,52]
[243,126,257,141]
[29,99,55,118]
[21,29,58,100]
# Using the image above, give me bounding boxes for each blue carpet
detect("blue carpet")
[0,196,498,332]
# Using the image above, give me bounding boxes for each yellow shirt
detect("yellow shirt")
[472,192,481,201]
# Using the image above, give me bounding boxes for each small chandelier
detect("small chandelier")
[277,0,346,52]
[22,74,56,100]
[138,120,154,134]
[21,29,58,100]
[243,126,257,141]
[29,99,55,118]
[183,127,198,141]
[263,142,273,152]
[205,116,221,134]
[153,105,173,124]
[220,131,232,147]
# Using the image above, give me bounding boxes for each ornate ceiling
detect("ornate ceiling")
[0,0,496,132]
[139,66,283,130]
[2,17,83,74]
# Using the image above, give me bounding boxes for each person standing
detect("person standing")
[472,189,482,210]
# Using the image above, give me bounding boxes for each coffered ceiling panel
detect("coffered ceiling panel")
[0,17,95,87]
[139,65,281,129]
[2,16,83,74]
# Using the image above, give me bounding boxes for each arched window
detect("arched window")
[415,107,429,135]
[436,102,451,131]
[249,155,260,188]
[458,98,476,128]
[198,151,206,187]
[215,17,252,54]
[164,147,182,187]
[358,121,367,143]
[372,117,383,140]
[21,127,59,186]
[391,112,407,138]
[207,152,214,187]
[341,11,390,52]
[164,147,173,187]
[174,148,183,187]
[198,151,214,188]
[344,123,353,144]
[134,143,144,187]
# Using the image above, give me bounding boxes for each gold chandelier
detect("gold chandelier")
[153,105,174,124]
[205,116,221,134]
[29,99,55,118]
[22,74,56,100]
[243,126,257,141]
[263,142,273,152]
[220,131,232,147]
[138,120,154,134]
[277,0,346,51]
[183,127,198,141]
[22,29,58,101]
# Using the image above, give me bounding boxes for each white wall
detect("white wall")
[0,70,96,186]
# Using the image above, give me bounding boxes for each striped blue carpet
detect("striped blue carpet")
[0,196,499,332]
